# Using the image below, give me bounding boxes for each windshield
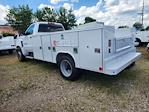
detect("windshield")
[38,24,64,33]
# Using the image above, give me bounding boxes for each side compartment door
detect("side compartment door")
[42,35,53,62]
[79,29,103,72]
[32,35,43,60]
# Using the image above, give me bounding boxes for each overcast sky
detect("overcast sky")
[0,0,149,27]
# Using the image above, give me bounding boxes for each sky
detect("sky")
[0,0,149,27]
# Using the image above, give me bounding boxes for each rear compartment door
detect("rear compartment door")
[78,29,103,72]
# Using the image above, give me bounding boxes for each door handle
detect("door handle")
[39,46,42,49]
[30,37,32,38]
[61,34,64,39]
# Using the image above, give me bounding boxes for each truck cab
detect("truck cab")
[16,22,65,57]
[135,31,149,46]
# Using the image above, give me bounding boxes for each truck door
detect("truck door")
[23,24,35,56]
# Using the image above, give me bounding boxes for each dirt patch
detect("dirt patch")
[0,47,149,112]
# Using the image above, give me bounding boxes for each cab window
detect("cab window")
[38,24,64,32]
[25,24,35,35]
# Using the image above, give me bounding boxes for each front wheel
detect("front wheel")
[58,55,79,81]
[8,50,13,54]
[16,48,26,62]
[147,48,149,52]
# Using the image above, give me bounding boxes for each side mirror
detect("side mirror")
[19,32,26,36]
[14,35,17,39]
[23,32,31,36]
[19,33,24,36]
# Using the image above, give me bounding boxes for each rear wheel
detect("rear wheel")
[58,55,79,81]
[16,47,25,62]
[135,38,141,47]
[127,62,135,69]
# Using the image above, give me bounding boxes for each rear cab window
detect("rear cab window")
[38,23,64,33]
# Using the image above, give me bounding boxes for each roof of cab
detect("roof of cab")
[34,22,63,26]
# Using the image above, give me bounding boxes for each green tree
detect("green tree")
[57,7,76,30]
[34,7,76,30]
[34,7,57,22]
[84,17,96,24]
[34,10,45,21]
[57,7,68,30]
[133,22,143,31]
[6,5,32,33]
[67,9,77,29]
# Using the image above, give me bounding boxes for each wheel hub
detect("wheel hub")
[60,60,72,77]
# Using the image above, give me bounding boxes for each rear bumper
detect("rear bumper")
[104,52,141,75]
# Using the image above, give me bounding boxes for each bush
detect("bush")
[2,32,15,37]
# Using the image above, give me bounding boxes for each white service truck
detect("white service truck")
[135,31,149,46]
[16,22,141,80]
[0,34,15,54]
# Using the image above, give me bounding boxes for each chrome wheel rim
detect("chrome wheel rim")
[135,41,139,46]
[60,60,72,77]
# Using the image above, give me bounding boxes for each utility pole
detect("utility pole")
[141,0,144,26]
[138,0,144,26]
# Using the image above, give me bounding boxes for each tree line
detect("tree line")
[6,5,77,33]
[5,5,149,34]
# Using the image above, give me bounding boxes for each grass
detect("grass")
[0,47,149,112]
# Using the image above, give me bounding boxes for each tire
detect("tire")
[8,50,13,54]
[147,48,149,52]
[16,47,26,62]
[58,55,79,81]
[135,38,141,47]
